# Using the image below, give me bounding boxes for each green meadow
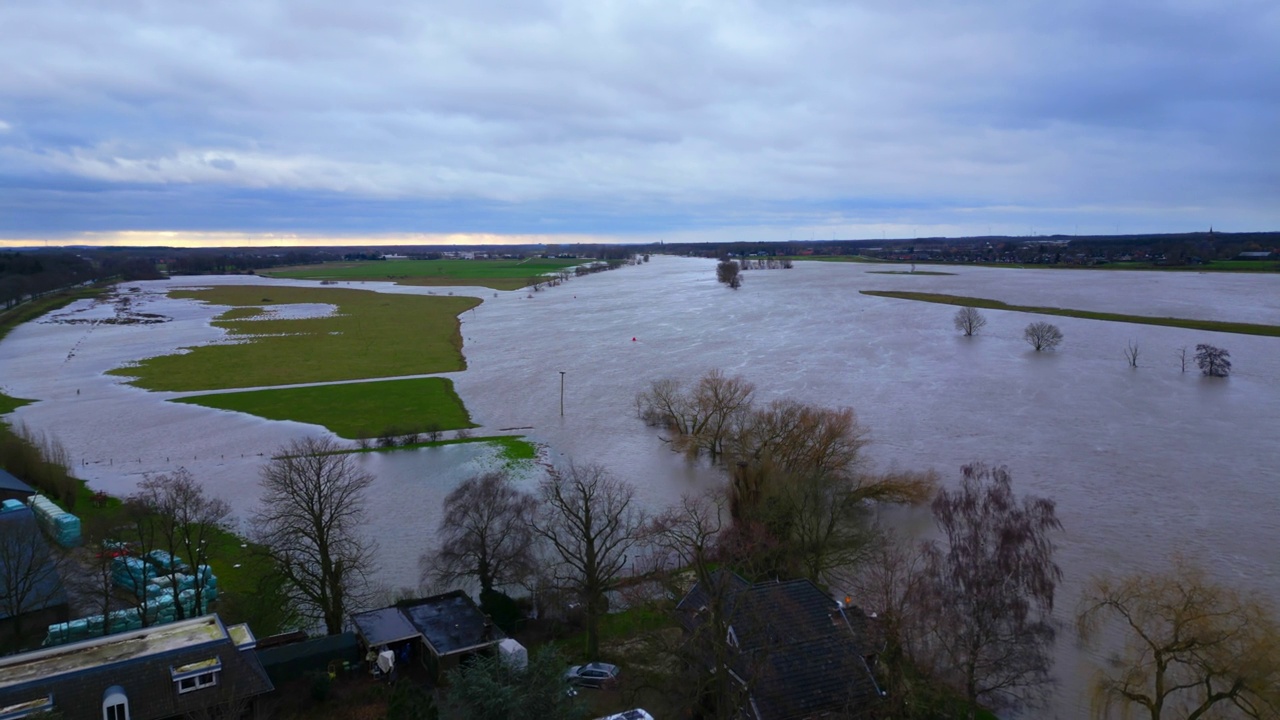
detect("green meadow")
[0,392,33,415]
[861,290,1280,337]
[108,285,480,391]
[175,378,474,439]
[264,257,585,291]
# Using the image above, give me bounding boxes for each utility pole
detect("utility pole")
[559,371,566,416]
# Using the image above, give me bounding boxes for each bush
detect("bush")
[479,589,524,634]
[309,671,332,703]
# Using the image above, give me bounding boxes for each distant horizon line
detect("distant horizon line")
[2,228,1276,251]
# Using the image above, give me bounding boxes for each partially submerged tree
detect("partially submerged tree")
[1124,340,1140,368]
[254,436,378,635]
[716,259,742,289]
[953,307,988,337]
[425,471,538,600]
[1024,321,1064,351]
[635,370,755,461]
[916,463,1063,718]
[1194,343,1232,377]
[1078,557,1280,719]
[724,401,935,583]
[532,463,647,659]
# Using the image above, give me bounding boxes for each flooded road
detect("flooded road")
[1,256,1278,717]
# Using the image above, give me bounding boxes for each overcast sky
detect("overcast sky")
[2,0,1277,246]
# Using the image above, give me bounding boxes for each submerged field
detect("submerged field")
[175,377,474,439]
[264,257,585,290]
[108,285,480,391]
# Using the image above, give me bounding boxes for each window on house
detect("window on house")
[176,671,219,694]
[102,685,129,720]
[171,658,222,694]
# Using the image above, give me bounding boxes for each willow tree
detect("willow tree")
[1078,557,1280,719]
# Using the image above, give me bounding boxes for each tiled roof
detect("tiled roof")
[678,574,881,720]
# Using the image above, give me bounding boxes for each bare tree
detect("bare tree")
[1124,340,1140,368]
[635,370,755,461]
[916,463,1063,718]
[132,468,231,619]
[0,510,66,651]
[1176,346,1189,373]
[648,492,739,719]
[532,463,647,658]
[254,436,378,635]
[716,259,741,289]
[1194,343,1232,377]
[852,531,946,718]
[1023,321,1063,351]
[424,470,537,599]
[1078,557,1280,719]
[953,307,987,337]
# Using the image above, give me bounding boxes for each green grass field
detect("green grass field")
[264,258,585,291]
[108,285,480,391]
[174,377,474,439]
[861,291,1280,337]
[0,392,33,414]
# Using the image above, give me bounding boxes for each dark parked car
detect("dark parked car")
[564,661,621,689]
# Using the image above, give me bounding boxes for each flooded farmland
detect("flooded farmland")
[1,255,1278,717]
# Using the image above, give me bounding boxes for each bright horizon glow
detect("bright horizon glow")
[0,231,626,249]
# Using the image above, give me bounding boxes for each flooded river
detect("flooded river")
[2,256,1278,717]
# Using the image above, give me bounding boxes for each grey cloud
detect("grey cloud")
[0,0,1276,236]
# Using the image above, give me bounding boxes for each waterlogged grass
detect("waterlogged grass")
[865,270,956,276]
[862,291,1280,337]
[264,258,585,291]
[0,285,108,343]
[174,377,475,439]
[109,285,480,391]
[347,435,541,473]
[0,392,34,414]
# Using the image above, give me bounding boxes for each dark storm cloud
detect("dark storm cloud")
[1,0,1276,240]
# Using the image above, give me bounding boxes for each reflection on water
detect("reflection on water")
[1,257,1278,718]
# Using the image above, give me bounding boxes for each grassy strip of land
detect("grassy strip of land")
[0,284,109,343]
[0,392,34,414]
[174,377,475,439]
[865,270,956,276]
[800,255,888,263]
[861,291,1280,337]
[264,258,585,291]
[109,285,480,391]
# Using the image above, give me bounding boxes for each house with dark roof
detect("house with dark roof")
[0,614,273,720]
[0,504,68,652]
[351,590,506,681]
[676,571,883,720]
[0,469,35,504]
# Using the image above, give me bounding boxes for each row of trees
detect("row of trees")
[953,307,1234,376]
